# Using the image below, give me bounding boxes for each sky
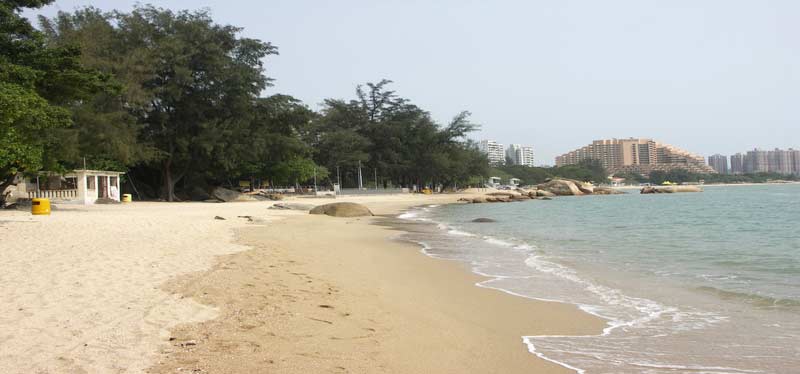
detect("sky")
[24,0,800,165]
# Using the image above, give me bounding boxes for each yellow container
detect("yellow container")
[31,198,51,215]
[122,194,132,203]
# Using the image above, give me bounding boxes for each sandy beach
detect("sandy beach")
[1,194,603,373]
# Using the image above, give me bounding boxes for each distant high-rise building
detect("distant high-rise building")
[790,149,800,175]
[479,140,505,166]
[505,144,535,167]
[555,138,715,175]
[707,154,728,174]
[744,149,769,173]
[768,148,793,175]
[730,153,745,174]
[732,148,799,175]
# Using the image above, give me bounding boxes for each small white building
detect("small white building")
[23,170,124,204]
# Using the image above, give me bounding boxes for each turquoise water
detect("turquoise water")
[398,184,800,373]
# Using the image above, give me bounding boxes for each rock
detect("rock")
[471,196,488,204]
[593,186,624,195]
[487,191,521,197]
[309,202,374,217]
[257,192,285,201]
[537,179,584,196]
[188,186,211,201]
[269,203,315,211]
[95,197,121,204]
[576,183,594,194]
[672,185,703,193]
[471,218,497,223]
[511,195,532,201]
[211,187,239,202]
[214,216,226,220]
[541,197,553,200]
[237,215,254,222]
[536,190,556,197]
[641,185,703,194]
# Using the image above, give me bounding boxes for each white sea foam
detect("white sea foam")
[397,211,417,219]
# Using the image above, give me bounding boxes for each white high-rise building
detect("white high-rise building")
[479,140,505,166]
[506,144,535,167]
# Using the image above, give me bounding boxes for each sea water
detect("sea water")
[396,184,800,373]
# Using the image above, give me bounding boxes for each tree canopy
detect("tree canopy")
[1,4,491,203]
[1,0,108,205]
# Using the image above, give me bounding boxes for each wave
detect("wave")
[695,286,800,309]
[395,205,744,374]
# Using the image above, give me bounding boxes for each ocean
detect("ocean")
[395,184,800,374]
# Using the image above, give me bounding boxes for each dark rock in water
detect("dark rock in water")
[641,185,702,194]
[214,216,226,220]
[471,196,487,204]
[309,202,373,217]
[640,186,657,194]
[541,197,553,200]
[471,218,496,223]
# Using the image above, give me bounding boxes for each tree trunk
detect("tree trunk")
[164,158,176,202]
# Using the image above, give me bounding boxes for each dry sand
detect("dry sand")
[1,194,604,373]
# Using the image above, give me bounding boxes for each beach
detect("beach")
[0,195,603,374]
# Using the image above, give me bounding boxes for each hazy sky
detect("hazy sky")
[25,1,799,165]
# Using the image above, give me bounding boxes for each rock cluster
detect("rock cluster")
[459,179,624,204]
[640,185,702,194]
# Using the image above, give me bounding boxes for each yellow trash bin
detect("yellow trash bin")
[122,194,132,203]
[31,198,51,215]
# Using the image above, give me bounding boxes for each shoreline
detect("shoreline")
[147,196,606,373]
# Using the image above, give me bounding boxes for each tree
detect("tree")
[0,0,106,206]
[99,6,276,200]
[38,7,159,172]
[312,81,487,190]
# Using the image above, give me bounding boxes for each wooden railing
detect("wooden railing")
[28,189,78,200]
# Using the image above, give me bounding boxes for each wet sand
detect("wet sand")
[147,202,604,373]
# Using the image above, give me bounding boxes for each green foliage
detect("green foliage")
[646,169,799,185]
[12,6,492,201]
[310,81,487,189]
[494,160,608,186]
[0,0,107,205]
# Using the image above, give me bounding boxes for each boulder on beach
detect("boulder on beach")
[188,186,211,201]
[471,218,496,223]
[309,202,373,217]
[211,187,256,202]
